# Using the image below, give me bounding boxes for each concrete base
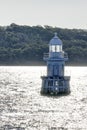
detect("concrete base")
[41,76,70,96]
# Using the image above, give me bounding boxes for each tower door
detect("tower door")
[53,65,59,76]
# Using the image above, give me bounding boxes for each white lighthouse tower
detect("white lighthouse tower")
[41,33,70,95]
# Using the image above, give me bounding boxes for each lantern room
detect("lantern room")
[49,33,63,58]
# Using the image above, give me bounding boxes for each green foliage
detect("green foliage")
[0,23,87,65]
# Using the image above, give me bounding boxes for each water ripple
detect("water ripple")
[0,66,87,130]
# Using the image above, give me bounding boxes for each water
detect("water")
[0,66,87,130]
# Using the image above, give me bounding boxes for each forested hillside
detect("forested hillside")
[0,23,87,65]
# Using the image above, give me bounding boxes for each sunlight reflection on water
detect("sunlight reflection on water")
[0,66,87,130]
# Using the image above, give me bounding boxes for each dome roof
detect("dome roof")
[49,33,62,45]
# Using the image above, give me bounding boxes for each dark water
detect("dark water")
[0,66,87,130]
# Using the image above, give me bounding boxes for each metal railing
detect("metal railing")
[43,53,49,60]
[43,52,68,60]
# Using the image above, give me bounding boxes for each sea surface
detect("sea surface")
[0,66,87,130]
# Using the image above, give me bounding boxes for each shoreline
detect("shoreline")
[0,61,87,66]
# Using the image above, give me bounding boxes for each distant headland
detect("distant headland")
[0,23,87,66]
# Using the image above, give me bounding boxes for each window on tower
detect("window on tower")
[49,45,62,52]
